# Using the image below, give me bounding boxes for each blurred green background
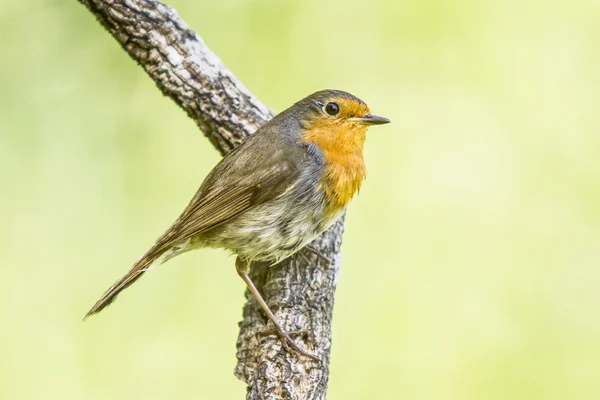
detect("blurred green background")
[1,0,599,398]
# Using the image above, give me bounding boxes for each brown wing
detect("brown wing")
[161,164,298,249]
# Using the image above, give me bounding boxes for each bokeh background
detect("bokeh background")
[1,0,599,399]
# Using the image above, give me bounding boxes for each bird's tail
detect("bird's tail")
[84,242,187,320]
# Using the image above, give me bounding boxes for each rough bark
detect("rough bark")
[78,1,343,398]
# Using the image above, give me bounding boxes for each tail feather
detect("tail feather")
[85,235,193,320]
[84,252,158,320]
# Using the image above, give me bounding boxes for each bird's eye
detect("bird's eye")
[324,102,340,116]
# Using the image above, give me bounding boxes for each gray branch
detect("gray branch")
[78,1,343,398]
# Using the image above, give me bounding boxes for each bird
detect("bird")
[84,89,390,360]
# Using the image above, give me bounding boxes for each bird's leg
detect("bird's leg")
[235,257,320,362]
[302,245,332,265]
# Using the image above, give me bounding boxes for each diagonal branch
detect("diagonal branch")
[78,1,343,398]
[80,0,273,153]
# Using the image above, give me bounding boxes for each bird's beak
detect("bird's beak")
[352,114,391,125]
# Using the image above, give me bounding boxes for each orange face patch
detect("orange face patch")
[300,96,370,215]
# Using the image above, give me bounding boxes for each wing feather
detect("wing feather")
[150,151,303,255]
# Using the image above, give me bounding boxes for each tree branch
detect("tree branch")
[78,1,343,398]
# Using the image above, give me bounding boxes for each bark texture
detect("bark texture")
[78,1,343,398]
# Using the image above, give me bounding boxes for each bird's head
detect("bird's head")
[289,89,390,158]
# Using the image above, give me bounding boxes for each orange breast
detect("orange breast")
[322,158,366,216]
[301,122,367,217]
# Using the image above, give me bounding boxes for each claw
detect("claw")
[302,246,332,265]
[259,329,309,339]
[258,328,319,361]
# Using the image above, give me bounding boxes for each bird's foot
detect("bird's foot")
[301,245,332,265]
[258,327,321,362]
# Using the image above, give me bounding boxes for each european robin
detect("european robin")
[85,89,390,359]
